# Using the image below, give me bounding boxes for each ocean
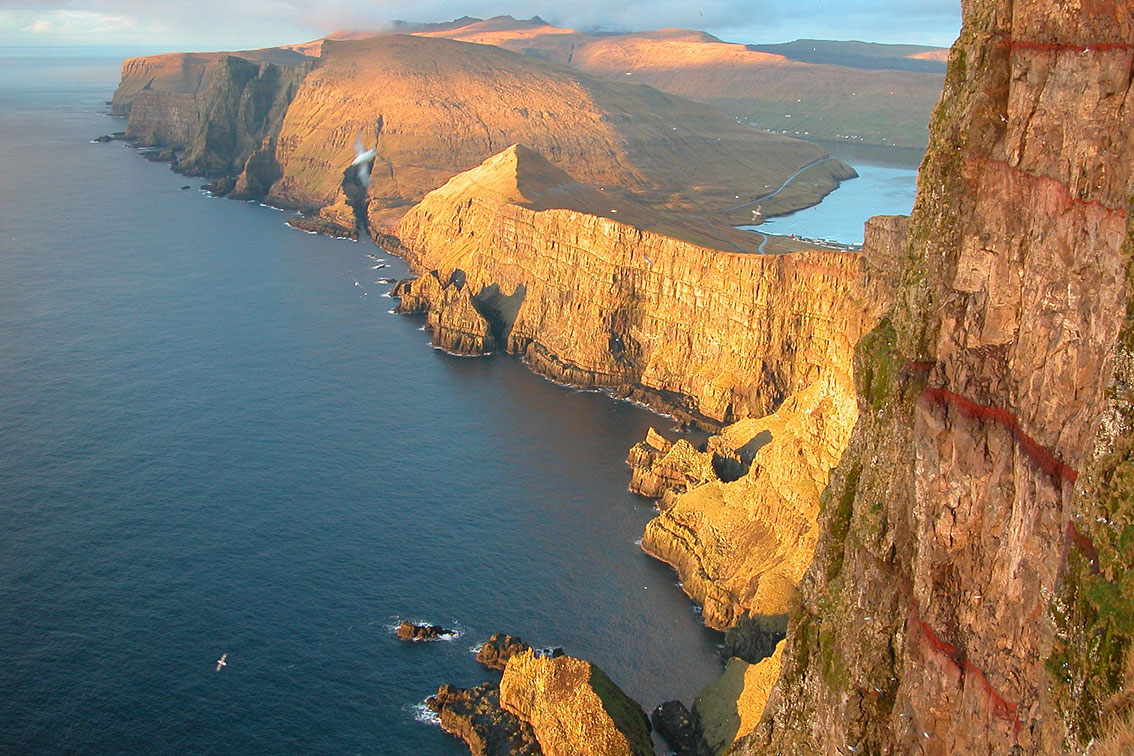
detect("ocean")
[0,48,918,754]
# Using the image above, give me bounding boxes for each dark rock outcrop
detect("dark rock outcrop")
[426,682,542,756]
[395,620,453,641]
[476,634,532,671]
[650,700,712,756]
[203,176,237,197]
[721,613,788,665]
[286,216,357,239]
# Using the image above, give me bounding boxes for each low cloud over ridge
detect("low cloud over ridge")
[0,1,961,48]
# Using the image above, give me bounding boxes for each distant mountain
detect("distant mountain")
[409,16,946,149]
[747,39,949,73]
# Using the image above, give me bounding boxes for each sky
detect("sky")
[0,1,962,50]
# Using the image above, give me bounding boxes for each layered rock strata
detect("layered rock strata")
[394,144,886,429]
[733,0,1134,753]
[622,215,902,633]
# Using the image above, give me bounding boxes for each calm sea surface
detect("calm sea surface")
[745,152,919,245]
[0,49,725,755]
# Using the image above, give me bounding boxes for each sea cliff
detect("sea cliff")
[393,144,887,429]
[736,0,1134,752]
[109,5,1134,752]
[114,49,314,192]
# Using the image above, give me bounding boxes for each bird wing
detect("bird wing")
[354,133,365,156]
[358,163,371,189]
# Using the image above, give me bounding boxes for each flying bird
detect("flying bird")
[215,653,227,672]
[351,134,377,189]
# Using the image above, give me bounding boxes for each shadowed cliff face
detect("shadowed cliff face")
[732,0,1134,752]
[117,52,314,194]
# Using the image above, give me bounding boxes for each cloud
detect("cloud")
[0,1,962,48]
[5,8,136,40]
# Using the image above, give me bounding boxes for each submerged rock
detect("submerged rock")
[427,682,542,756]
[396,620,453,641]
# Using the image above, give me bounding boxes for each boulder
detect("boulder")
[396,620,453,641]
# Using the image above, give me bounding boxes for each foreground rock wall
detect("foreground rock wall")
[739,0,1134,752]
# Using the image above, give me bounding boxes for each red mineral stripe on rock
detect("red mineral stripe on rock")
[921,386,1079,484]
[909,603,1024,742]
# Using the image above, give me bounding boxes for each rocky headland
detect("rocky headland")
[113,48,315,197]
[113,32,853,234]
[428,644,652,756]
[392,144,887,428]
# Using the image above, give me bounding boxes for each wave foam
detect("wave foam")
[387,618,466,642]
[407,701,441,727]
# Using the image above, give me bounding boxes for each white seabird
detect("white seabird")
[215,653,227,672]
[351,134,377,189]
